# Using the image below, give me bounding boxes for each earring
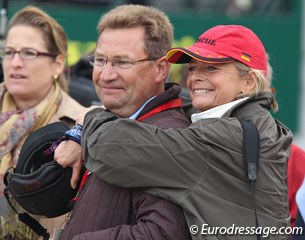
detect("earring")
[52,75,58,80]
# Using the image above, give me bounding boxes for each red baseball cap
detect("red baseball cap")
[166,25,267,73]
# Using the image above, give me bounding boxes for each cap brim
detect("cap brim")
[166,47,235,64]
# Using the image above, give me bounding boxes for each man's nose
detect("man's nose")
[99,63,118,81]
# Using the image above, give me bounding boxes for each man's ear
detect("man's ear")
[155,56,170,83]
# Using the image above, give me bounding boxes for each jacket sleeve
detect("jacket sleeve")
[82,109,213,192]
[72,192,190,240]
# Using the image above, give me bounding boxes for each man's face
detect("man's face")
[92,27,160,117]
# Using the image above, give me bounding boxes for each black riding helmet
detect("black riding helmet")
[4,122,84,218]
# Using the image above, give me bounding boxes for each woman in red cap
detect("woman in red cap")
[75,25,292,240]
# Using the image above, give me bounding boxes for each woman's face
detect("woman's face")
[2,25,61,107]
[186,61,247,111]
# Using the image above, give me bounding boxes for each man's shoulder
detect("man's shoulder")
[141,107,190,129]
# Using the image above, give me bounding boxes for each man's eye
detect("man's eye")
[116,60,131,66]
[95,58,106,63]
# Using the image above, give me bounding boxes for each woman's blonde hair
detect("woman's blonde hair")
[7,6,69,92]
[234,61,278,112]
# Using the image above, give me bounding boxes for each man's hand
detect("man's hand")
[54,140,83,189]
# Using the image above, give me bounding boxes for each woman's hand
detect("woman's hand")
[54,140,83,189]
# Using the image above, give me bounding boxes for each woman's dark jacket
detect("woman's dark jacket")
[83,92,293,240]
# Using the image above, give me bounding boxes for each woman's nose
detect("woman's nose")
[10,53,24,67]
